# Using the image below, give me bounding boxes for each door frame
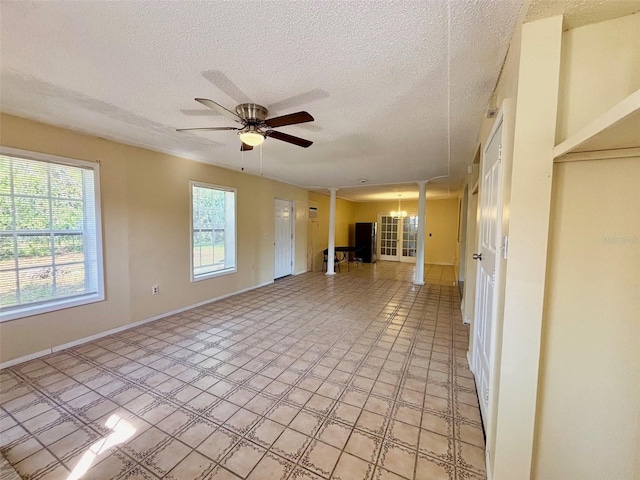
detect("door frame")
[274,198,294,279]
[458,185,469,296]
[377,213,418,262]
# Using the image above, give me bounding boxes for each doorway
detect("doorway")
[274,199,293,279]
[378,214,418,263]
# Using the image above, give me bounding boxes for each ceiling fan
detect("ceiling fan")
[177,98,314,150]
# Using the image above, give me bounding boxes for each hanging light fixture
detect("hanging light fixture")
[390,195,407,218]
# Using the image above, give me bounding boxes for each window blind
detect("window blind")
[0,151,104,320]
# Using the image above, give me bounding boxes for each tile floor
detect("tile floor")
[0,262,485,480]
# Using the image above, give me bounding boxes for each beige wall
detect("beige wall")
[533,157,640,480]
[307,192,355,271]
[530,12,640,480]
[556,12,640,143]
[0,114,309,364]
[354,198,459,265]
[423,199,458,266]
[353,199,416,222]
[336,196,357,246]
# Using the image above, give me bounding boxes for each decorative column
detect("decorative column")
[326,188,338,275]
[414,181,427,285]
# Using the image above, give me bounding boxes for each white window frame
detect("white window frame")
[0,147,105,322]
[190,181,237,282]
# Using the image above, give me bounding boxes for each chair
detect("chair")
[322,249,340,272]
[350,247,363,269]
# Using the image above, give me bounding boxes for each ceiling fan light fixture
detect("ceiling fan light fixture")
[238,127,265,147]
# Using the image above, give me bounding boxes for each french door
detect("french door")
[378,214,418,263]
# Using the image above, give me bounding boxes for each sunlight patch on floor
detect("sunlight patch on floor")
[67,415,135,480]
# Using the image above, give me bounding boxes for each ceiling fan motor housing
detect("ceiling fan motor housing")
[236,103,268,123]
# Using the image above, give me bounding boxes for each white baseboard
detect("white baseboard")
[467,350,474,375]
[51,315,161,353]
[0,349,52,370]
[0,280,273,370]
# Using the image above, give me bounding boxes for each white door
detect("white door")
[378,214,418,263]
[472,115,504,427]
[274,199,293,279]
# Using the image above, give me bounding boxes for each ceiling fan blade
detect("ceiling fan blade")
[266,130,313,148]
[176,127,238,132]
[195,98,242,123]
[240,143,253,151]
[265,111,314,128]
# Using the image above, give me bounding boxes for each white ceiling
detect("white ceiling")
[526,0,640,29]
[0,0,525,201]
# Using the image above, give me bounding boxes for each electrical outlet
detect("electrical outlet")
[152,285,159,295]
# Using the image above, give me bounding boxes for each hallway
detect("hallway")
[0,263,485,479]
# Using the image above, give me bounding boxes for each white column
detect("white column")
[414,181,427,285]
[326,188,338,275]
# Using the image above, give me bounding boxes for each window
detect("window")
[191,182,236,280]
[0,148,104,321]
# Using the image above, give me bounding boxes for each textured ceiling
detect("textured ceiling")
[527,0,640,29]
[0,0,523,201]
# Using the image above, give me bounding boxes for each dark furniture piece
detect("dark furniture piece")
[355,222,377,263]
[322,247,361,272]
[322,249,340,272]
